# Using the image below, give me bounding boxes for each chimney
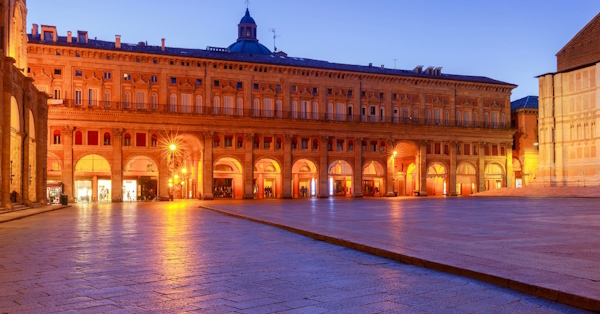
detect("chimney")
[413,65,423,74]
[32,24,38,37]
[115,35,121,49]
[434,67,442,76]
[368,63,372,67]
[67,31,72,43]
[161,38,165,52]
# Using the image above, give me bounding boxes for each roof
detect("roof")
[27,35,516,87]
[557,12,600,56]
[511,96,538,111]
[228,40,271,54]
[239,8,256,24]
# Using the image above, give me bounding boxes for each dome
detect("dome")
[228,40,271,55]
[240,9,256,24]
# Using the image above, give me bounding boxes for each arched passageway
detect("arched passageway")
[123,156,158,201]
[392,141,419,196]
[456,162,477,196]
[254,158,281,199]
[74,154,111,202]
[426,162,447,196]
[485,163,504,191]
[328,160,353,197]
[362,160,385,196]
[292,159,318,198]
[213,157,243,199]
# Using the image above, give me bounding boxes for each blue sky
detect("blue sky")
[28,0,600,100]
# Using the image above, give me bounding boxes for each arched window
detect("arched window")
[473,112,478,127]
[484,112,490,127]
[292,101,298,118]
[53,129,61,145]
[327,103,334,120]
[312,102,319,120]
[123,91,131,109]
[151,134,158,147]
[276,100,283,118]
[213,96,221,114]
[151,93,158,110]
[196,95,203,114]
[103,90,111,108]
[170,94,177,112]
[238,97,244,116]
[75,131,83,145]
[456,110,461,126]
[103,132,111,145]
[253,98,260,117]
[124,133,131,146]
[425,109,431,125]
[444,110,450,126]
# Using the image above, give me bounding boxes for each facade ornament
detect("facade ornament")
[202,131,214,139]
[112,128,124,137]
[244,133,254,141]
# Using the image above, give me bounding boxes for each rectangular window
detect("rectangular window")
[214,139,220,148]
[75,90,82,105]
[492,145,498,156]
[371,143,377,152]
[136,91,145,109]
[327,141,333,151]
[254,83,259,90]
[457,145,461,155]
[75,70,82,77]
[44,31,53,41]
[196,79,202,86]
[54,89,61,100]
[136,133,146,147]
[337,141,344,151]
[88,89,98,106]
[464,144,471,156]
[151,136,158,147]
[435,143,441,154]
[151,76,158,83]
[224,137,233,148]
[170,77,176,84]
[276,140,282,150]
[123,73,131,81]
[104,72,111,79]
[54,69,61,75]
[87,131,98,145]
[348,142,354,151]
[501,146,506,156]
[426,144,432,154]
[301,139,309,150]
[444,144,449,155]
[214,80,219,87]
[474,145,478,155]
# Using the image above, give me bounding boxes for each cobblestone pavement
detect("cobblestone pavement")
[205,197,600,311]
[0,201,585,313]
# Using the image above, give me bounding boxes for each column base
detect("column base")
[243,194,255,200]
[450,192,457,196]
[419,191,428,196]
[282,196,293,199]
[385,192,395,197]
[203,193,214,200]
[353,193,363,198]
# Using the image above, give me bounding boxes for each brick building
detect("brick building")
[511,96,539,187]
[27,9,516,202]
[0,0,48,209]
[538,13,600,186]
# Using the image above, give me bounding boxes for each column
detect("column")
[0,124,4,207]
[478,142,486,192]
[282,134,292,198]
[203,132,214,200]
[62,126,75,202]
[243,133,254,199]
[36,107,47,204]
[318,136,329,198]
[111,128,123,201]
[2,93,11,208]
[353,137,363,198]
[22,102,30,205]
[419,140,428,196]
[386,139,395,197]
[506,143,514,188]
[449,141,458,196]
[158,151,169,199]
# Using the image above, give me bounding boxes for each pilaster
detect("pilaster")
[386,139,395,197]
[203,131,214,200]
[62,126,75,202]
[111,128,124,201]
[243,133,254,199]
[419,140,428,196]
[319,136,329,198]
[478,142,486,192]
[353,137,363,198]
[282,134,292,198]
[449,141,458,196]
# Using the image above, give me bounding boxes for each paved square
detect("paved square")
[0,201,585,313]
[206,197,600,310]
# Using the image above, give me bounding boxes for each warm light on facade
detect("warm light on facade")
[169,144,177,151]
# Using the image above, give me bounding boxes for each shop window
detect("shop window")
[301,138,309,150]
[136,133,146,147]
[464,144,471,156]
[53,130,61,144]
[151,134,158,147]
[214,136,220,148]
[104,132,111,145]
[237,136,244,148]
[75,131,83,145]
[224,136,233,148]
[124,133,131,146]
[348,141,354,152]
[337,140,344,151]
[88,131,98,145]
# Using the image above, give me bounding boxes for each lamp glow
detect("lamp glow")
[169,144,177,151]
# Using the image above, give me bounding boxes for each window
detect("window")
[425,109,431,125]
[337,140,344,151]
[435,143,441,154]
[335,103,344,121]
[500,113,506,128]
[254,137,260,149]
[492,112,499,128]
[327,140,333,151]
[44,31,53,41]
[135,91,145,109]
[54,69,62,76]
[327,103,334,120]
[240,98,246,116]
[444,144,449,155]
[276,138,282,150]
[484,112,490,127]
[151,75,158,83]
[292,138,297,150]
[473,112,478,127]
[75,131,83,145]
[75,70,82,77]
[224,136,233,148]
[253,83,259,90]
[170,77,176,84]
[237,136,244,148]
[181,94,192,113]
[214,80,219,87]
[362,141,367,152]
[473,145,478,155]
[103,90,111,107]
[196,95,203,113]
[427,143,432,154]
[464,111,471,127]
[292,85,297,92]
[103,72,111,79]
[151,134,158,147]
[313,139,319,150]
[170,94,177,112]
[264,99,274,117]
[434,108,441,125]
[88,131,98,145]
[214,136,220,148]
[301,138,309,150]
[88,89,98,106]
[370,106,376,123]
[492,145,499,156]
[264,137,272,149]
[313,102,319,120]
[53,130,61,144]
[151,93,158,110]
[464,144,471,156]
[195,79,202,86]
[456,111,461,126]
[75,90,82,105]
[104,132,111,145]
[236,82,242,89]
[444,110,449,126]
[54,88,61,100]
[348,141,354,151]
[413,109,418,124]
[123,91,131,109]
[371,141,377,152]
[136,133,146,147]
[380,107,384,122]
[213,96,221,114]
[123,73,131,81]
[253,99,260,117]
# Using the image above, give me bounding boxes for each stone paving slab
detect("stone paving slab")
[202,197,600,311]
[0,204,69,223]
[0,201,585,313]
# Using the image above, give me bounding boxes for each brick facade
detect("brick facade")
[557,13,600,72]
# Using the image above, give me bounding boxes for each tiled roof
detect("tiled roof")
[511,96,538,111]
[28,35,516,87]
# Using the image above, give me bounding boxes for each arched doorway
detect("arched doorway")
[456,162,477,196]
[328,160,353,197]
[123,156,159,201]
[485,163,504,191]
[74,154,111,203]
[9,96,22,202]
[393,141,418,196]
[426,162,447,196]
[363,160,385,197]
[292,159,318,198]
[254,158,281,199]
[213,157,243,199]
[513,158,523,188]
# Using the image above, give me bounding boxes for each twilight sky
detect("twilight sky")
[27,0,600,101]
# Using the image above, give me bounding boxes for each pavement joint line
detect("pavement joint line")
[0,205,70,224]
[199,204,600,312]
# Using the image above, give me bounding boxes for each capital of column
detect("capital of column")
[203,131,214,139]
[284,134,294,142]
[244,133,254,141]
[112,128,124,138]
[62,125,75,135]
[320,135,330,143]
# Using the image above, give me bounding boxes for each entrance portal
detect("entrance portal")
[426,162,447,196]
[74,154,111,202]
[254,158,281,199]
[328,160,353,197]
[292,159,318,198]
[214,157,243,199]
[362,161,385,196]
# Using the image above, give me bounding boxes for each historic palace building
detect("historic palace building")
[511,96,539,187]
[0,0,48,209]
[27,8,516,202]
[538,13,600,187]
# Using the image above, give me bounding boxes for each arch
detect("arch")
[170,94,177,112]
[74,154,112,203]
[254,158,282,199]
[75,154,111,173]
[328,160,354,197]
[392,141,419,196]
[456,161,477,195]
[426,162,448,196]
[10,96,20,132]
[213,156,243,199]
[103,132,111,145]
[362,160,385,197]
[253,98,260,116]
[292,158,318,198]
[363,160,385,176]
[28,110,35,140]
[123,155,159,201]
[484,162,505,191]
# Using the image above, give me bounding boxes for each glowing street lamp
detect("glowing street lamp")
[182,168,187,174]
[169,144,177,151]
